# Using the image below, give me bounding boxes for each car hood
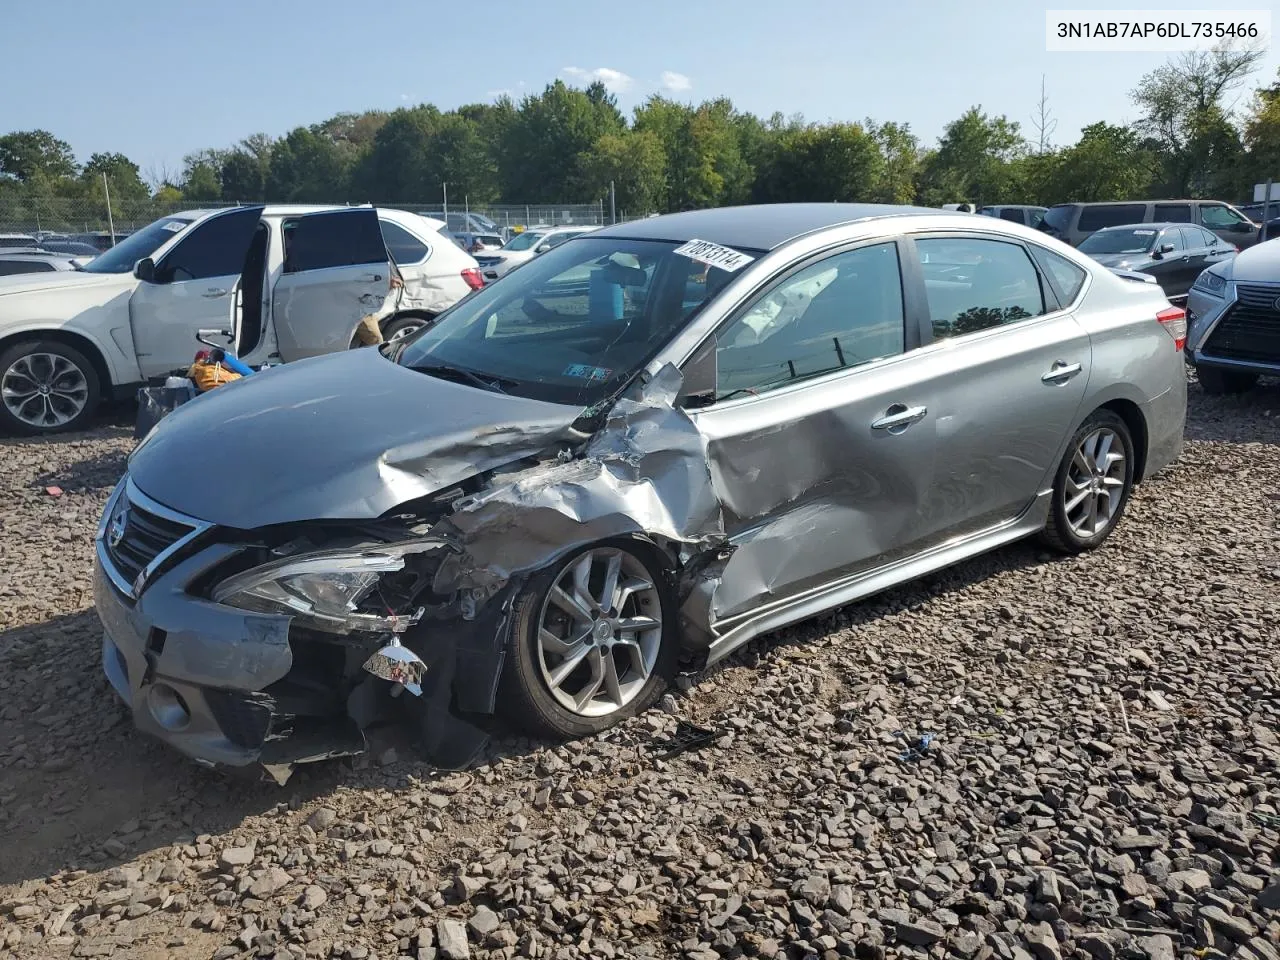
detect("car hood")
[0,270,123,297]
[128,348,586,529]
[1087,252,1151,269]
[1224,238,1280,282]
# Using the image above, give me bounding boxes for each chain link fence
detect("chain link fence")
[0,198,651,241]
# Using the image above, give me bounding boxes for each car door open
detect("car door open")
[128,206,264,379]
[270,208,392,361]
[685,240,940,627]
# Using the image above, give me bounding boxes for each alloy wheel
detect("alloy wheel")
[2,352,90,429]
[1063,427,1126,539]
[387,321,424,342]
[535,548,663,718]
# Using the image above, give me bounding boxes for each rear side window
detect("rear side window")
[283,212,388,274]
[999,208,1025,223]
[0,260,54,275]
[1077,204,1147,232]
[1033,247,1087,304]
[917,237,1046,338]
[1154,203,1192,223]
[380,220,430,265]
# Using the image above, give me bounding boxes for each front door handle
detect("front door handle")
[871,404,928,432]
[1041,361,1082,384]
[202,288,228,298]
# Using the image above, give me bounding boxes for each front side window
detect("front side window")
[917,237,1045,339]
[380,220,430,265]
[155,213,259,282]
[1200,204,1248,229]
[80,217,192,274]
[1157,228,1185,253]
[282,211,387,274]
[1078,204,1147,232]
[715,243,905,399]
[396,237,756,406]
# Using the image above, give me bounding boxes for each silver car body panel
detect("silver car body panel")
[102,204,1186,776]
[1187,240,1280,375]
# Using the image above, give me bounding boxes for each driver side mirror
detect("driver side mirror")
[134,257,156,283]
[1155,243,1175,257]
[1231,221,1254,233]
[677,335,718,409]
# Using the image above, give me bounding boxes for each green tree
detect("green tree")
[220,150,266,200]
[635,96,752,210]
[754,122,884,203]
[580,130,667,214]
[1131,46,1263,196]
[0,130,77,181]
[1242,71,1280,191]
[1040,122,1156,202]
[917,107,1025,207]
[266,127,348,202]
[867,121,920,203]
[81,152,149,204]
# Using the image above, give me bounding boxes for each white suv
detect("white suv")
[0,205,483,434]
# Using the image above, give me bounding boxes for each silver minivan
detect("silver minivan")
[1040,200,1258,249]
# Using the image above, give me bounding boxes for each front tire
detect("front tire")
[0,340,100,435]
[501,542,677,739]
[1196,367,1257,395]
[1040,410,1135,554]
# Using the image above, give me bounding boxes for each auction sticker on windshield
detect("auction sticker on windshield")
[564,363,612,381]
[672,239,755,272]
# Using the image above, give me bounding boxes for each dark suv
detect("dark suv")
[1040,200,1258,250]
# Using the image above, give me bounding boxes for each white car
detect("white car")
[474,225,597,281]
[0,205,483,434]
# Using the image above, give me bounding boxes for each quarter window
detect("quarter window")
[916,237,1046,339]
[715,242,905,399]
[1078,204,1147,232]
[379,220,430,264]
[1034,247,1087,303]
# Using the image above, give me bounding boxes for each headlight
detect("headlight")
[1192,269,1228,296]
[213,542,446,634]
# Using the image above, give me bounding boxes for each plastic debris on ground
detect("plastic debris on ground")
[654,720,723,760]
[894,729,937,762]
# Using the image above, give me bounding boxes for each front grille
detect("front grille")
[105,488,198,590]
[1204,284,1280,365]
[204,690,273,749]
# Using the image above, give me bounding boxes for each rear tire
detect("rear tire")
[1040,410,1135,555]
[381,313,434,343]
[501,541,677,739]
[1196,367,1257,395]
[0,339,100,436]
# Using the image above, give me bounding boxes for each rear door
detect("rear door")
[904,233,1092,541]
[129,207,263,378]
[1175,227,1211,295]
[269,209,392,360]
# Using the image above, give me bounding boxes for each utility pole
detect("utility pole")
[102,173,116,243]
[442,183,448,220]
[609,181,616,224]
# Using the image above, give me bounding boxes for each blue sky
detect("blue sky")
[4,0,1277,178]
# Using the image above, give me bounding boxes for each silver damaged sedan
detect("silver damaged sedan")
[96,204,1188,781]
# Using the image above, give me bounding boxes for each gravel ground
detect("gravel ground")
[0,381,1278,960]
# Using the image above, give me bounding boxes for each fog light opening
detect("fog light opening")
[147,683,192,731]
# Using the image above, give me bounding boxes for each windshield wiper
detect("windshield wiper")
[411,362,513,394]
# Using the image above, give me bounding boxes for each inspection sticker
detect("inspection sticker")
[564,363,612,381]
[162,221,185,232]
[672,239,755,272]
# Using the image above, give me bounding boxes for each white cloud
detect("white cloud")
[560,66,634,93]
[399,93,410,101]
[660,70,692,93]
[485,88,513,100]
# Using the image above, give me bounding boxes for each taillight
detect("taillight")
[461,268,484,291]
[1156,304,1186,351]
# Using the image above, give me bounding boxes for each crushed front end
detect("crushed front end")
[93,477,494,784]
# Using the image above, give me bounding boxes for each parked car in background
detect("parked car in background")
[941,203,977,213]
[457,232,505,253]
[474,225,597,281]
[1040,200,1258,249]
[1077,223,1235,299]
[94,203,1186,781]
[70,231,131,252]
[1186,238,1280,394]
[979,205,1047,228]
[418,210,505,239]
[37,239,101,261]
[0,250,82,276]
[0,234,38,249]
[0,205,481,433]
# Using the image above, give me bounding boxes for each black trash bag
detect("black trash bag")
[134,383,197,439]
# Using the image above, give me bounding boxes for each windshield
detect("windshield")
[503,232,544,252]
[80,217,192,273]
[1079,228,1157,255]
[396,236,755,405]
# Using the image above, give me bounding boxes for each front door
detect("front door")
[128,207,264,378]
[688,240,940,626]
[905,235,1091,540]
[1145,226,1188,296]
[269,209,392,360]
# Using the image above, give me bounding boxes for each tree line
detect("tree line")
[3,46,1279,221]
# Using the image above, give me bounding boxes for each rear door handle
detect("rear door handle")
[359,273,384,283]
[202,288,228,298]
[1041,361,1082,384]
[871,404,928,432]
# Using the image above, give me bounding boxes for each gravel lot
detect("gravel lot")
[1,381,1278,960]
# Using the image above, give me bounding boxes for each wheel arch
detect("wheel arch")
[0,328,112,401]
[1096,398,1149,482]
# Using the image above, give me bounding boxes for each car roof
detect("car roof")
[1050,199,1222,208]
[596,203,947,251]
[1094,222,1205,231]
[0,251,76,263]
